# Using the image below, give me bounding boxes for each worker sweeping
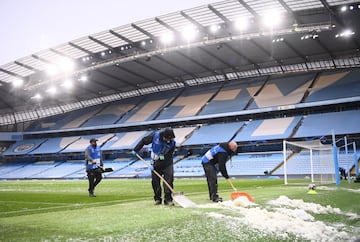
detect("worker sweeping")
[133,128,176,206]
[201,141,238,202]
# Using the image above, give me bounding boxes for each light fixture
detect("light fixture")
[262,10,282,28]
[61,79,73,89]
[79,74,88,82]
[46,86,57,95]
[300,33,318,40]
[349,5,354,10]
[341,6,347,12]
[46,65,59,76]
[141,41,146,46]
[12,78,24,88]
[101,51,106,56]
[272,37,284,43]
[335,29,355,38]
[182,26,197,41]
[31,93,42,100]
[160,32,174,44]
[210,24,221,33]
[235,17,249,31]
[59,58,75,72]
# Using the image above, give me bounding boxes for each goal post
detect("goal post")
[283,139,339,185]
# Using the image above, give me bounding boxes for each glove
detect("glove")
[149,165,154,172]
[131,150,138,156]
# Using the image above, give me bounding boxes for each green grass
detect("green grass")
[0,178,359,241]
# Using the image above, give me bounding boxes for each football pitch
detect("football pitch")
[0,178,359,242]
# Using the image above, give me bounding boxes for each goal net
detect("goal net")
[282,139,336,185]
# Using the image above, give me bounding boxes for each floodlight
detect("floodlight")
[46,87,57,95]
[341,6,347,12]
[235,17,249,31]
[79,74,88,82]
[141,41,146,46]
[59,58,75,72]
[46,65,59,76]
[62,79,73,89]
[12,78,24,88]
[182,26,197,41]
[336,29,355,38]
[161,32,174,44]
[210,24,221,33]
[101,52,106,56]
[342,29,355,37]
[262,10,282,28]
[349,5,354,10]
[31,93,42,100]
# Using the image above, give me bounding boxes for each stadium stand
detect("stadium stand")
[2,138,48,155]
[1,70,359,179]
[119,90,180,123]
[183,122,243,146]
[82,99,140,127]
[101,131,150,151]
[248,73,316,109]
[28,137,80,154]
[233,116,302,142]
[174,156,204,177]
[61,134,115,153]
[199,77,265,115]
[305,69,360,102]
[293,110,360,138]
[106,159,149,178]
[26,106,102,131]
[227,152,284,176]
[156,84,222,119]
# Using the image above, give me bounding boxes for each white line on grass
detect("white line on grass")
[0,197,149,215]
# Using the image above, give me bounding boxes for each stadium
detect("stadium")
[0,0,359,241]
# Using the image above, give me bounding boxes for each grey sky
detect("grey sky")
[0,0,218,66]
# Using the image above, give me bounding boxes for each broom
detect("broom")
[135,153,196,208]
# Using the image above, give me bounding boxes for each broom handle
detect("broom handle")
[136,153,175,193]
[227,178,237,191]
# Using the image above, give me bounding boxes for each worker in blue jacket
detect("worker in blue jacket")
[202,141,238,202]
[133,128,176,206]
[85,138,103,197]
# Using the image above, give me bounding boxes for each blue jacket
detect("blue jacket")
[134,130,176,166]
[201,143,232,179]
[85,144,102,170]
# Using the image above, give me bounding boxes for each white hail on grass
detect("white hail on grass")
[202,196,359,242]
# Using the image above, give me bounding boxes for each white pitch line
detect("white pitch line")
[0,197,148,215]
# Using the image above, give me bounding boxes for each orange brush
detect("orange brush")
[227,178,255,202]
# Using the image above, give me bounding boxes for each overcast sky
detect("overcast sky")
[0,0,219,66]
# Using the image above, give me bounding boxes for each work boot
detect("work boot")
[154,200,162,205]
[89,192,96,197]
[164,200,174,206]
[212,197,223,203]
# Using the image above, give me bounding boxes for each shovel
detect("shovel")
[227,178,255,202]
[136,153,196,208]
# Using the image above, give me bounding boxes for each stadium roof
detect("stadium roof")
[0,0,360,125]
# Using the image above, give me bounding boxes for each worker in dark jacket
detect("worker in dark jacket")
[201,141,238,202]
[133,128,176,205]
[85,138,103,197]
